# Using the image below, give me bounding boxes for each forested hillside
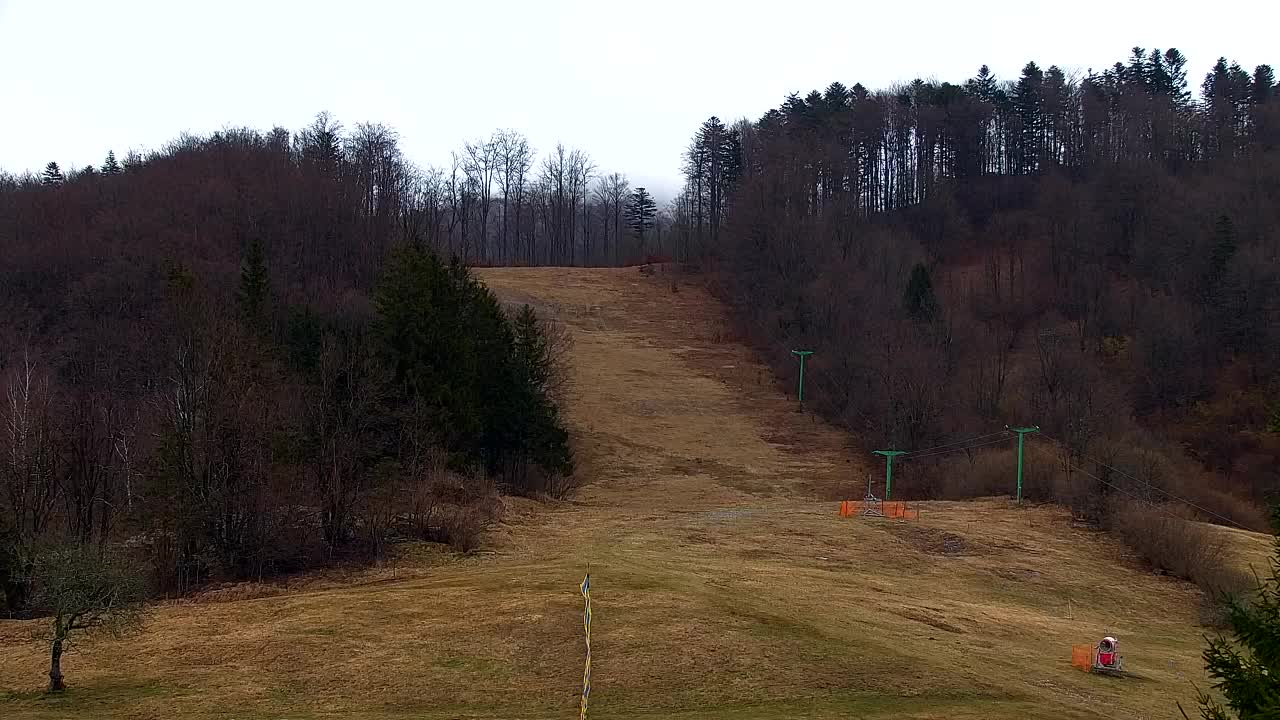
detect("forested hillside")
[0,118,589,613]
[2,46,1277,618]
[671,49,1280,521]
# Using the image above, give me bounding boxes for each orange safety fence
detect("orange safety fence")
[884,502,920,520]
[1071,644,1093,672]
[838,500,920,520]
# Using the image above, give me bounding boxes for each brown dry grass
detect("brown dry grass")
[0,266,1267,719]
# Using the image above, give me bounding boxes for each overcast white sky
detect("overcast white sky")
[1,0,1274,201]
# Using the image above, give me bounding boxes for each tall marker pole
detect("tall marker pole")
[1007,425,1039,503]
[791,350,813,410]
[579,568,592,720]
[872,450,906,500]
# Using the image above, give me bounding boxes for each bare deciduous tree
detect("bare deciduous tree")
[495,130,532,264]
[31,545,147,692]
[1,352,61,610]
[463,135,498,263]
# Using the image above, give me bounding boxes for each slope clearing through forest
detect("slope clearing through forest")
[0,266,1262,720]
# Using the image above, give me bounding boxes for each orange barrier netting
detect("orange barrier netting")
[1071,644,1093,672]
[885,503,920,520]
[838,501,920,520]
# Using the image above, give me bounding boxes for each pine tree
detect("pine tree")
[903,263,940,322]
[1042,66,1069,164]
[235,238,270,328]
[513,305,551,393]
[511,305,572,478]
[1205,214,1238,298]
[1164,48,1192,105]
[1253,65,1277,105]
[374,247,570,483]
[101,150,122,175]
[698,117,730,242]
[1013,62,1045,174]
[1147,48,1172,95]
[720,127,744,189]
[1127,47,1150,91]
[625,187,657,246]
[969,65,998,101]
[1186,545,1280,719]
[40,162,63,186]
[376,246,486,462]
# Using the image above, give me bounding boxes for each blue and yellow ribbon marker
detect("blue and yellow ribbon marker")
[580,571,591,720]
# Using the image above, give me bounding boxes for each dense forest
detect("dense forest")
[673,49,1280,525]
[0,118,598,613]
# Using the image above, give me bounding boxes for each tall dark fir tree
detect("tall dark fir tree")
[101,150,122,175]
[41,162,64,186]
[236,238,270,329]
[625,187,657,246]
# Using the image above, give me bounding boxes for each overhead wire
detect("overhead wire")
[1039,445,1208,526]
[1036,433,1255,532]
[904,430,1011,456]
[738,315,1254,527]
[764,340,1017,463]
[898,434,1016,461]
[774,341,1011,459]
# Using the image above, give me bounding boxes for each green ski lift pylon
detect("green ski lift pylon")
[791,350,813,410]
[872,449,906,500]
[1006,425,1039,503]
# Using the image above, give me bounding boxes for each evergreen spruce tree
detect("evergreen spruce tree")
[1205,215,1239,299]
[903,263,940,322]
[374,246,572,482]
[511,305,572,478]
[513,305,552,393]
[721,128,744,189]
[1147,48,1172,95]
[625,187,657,246]
[1164,49,1193,105]
[376,246,476,452]
[1013,62,1045,173]
[1253,65,1277,105]
[970,65,999,101]
[235,238,270,329]
[41,162,64,186]
[1127,47,1151,90]
[101,150,122,175]
[1185,545,1280,719]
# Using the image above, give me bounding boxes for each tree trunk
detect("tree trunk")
[49,638,65,692]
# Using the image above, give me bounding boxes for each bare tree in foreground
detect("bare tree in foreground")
[30,546,147,692]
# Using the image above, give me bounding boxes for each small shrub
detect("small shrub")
[935,450,1012,498]
[439,508,485,552]
[1170,480,1269,533]
[406,469,501,551]
[507,467,580,500]
[1051,464,1108,523]
[1106,499,1252,603]
[933,443,1060,501]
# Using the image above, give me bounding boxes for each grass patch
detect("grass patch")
[432,656,499,673]
[2,679,188,718]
